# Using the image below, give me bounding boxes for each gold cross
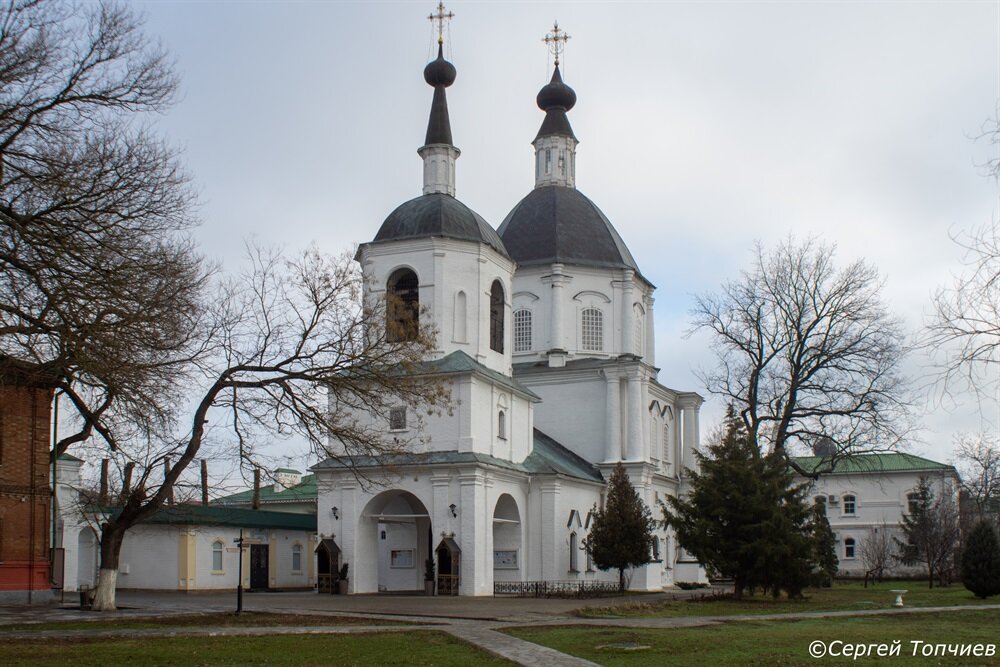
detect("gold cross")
[543,21,570,66]
[428,2,454,45]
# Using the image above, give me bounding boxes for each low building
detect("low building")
[792,453,961,577]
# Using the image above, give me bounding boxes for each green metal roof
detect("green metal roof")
[418,351,540,401]
[274,468,302,474]
[57,452,83,463]
[214,474,317,506]
[139,505,316,531]
[313,429,603,484]
[792,453,954,476]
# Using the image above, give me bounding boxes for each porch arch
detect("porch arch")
[356,490,432,594]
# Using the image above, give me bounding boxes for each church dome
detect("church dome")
[374,193,510,259]
[497,186,640,274]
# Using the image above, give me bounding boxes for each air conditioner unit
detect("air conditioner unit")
[828,495,840,505]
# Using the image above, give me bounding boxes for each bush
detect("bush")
[961,521,1000,599]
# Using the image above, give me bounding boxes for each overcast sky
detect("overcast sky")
[134,0,999,467]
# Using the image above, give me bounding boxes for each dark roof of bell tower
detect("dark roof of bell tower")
[374,193,509,259]
[497,186,643,278]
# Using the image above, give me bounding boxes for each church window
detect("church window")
[842,494,856,515]
[291,544,302,572]
[389,407,407,431]
[545,148,551,174]
[489,280,505,353]
[569,532,579,572]
[662,422,671,463]
[513,309,532,352]
[581,308,603,352]
[212,540,224,571]
[497,410,506,440]
[633,304,644,355]
[844,537,856,559]
[454,290,467,343]
[651,537,661,561]
[387,269,419,342]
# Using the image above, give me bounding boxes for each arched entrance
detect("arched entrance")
[77,527,98,589]
[492,494,521,582]
[357,490,432,594]
[435,537,461,595]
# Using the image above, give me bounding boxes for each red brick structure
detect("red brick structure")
[0,360,56,604]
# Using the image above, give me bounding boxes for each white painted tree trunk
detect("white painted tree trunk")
[91,568,118,611]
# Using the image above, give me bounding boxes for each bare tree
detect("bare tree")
[953,432,1000,522]
[78,247,447,610]
[691,237,912,475]
[896,476,962,588]
[0,2,450,611]
[924,221,1000,406]
[858,522,895,586]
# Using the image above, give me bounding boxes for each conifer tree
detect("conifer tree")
[961,520,1000,599]
[809,499,840,587]
[586,463,656,591]
[663,406,817,599]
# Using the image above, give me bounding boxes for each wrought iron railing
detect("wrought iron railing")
[493,580,622,598]
[437,574,459,596]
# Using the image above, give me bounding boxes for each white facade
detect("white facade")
[312,46,707,596]
[794,455,961,576]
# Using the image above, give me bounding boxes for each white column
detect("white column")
[604,371,622,462]
[644,295,655,364]
[680,396,703,476]
[621,270,635,356]
[533,135,578,188]
[418,144,460,196]
[626,372,643,461]
[539,480,560,581]
[458,472,487,595]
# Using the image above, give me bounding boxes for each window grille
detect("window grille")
[513,309,532,352]
[389,407,407,430]
[581,308,603,352]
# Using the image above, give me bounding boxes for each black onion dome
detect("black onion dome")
[533,66,577,142]
[374,193,509,259]
[536,65,576,111]
[424,44,456,88]
[497,186,645,279]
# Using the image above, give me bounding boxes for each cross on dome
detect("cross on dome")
[543,21,570,66]
[428,2,454,46]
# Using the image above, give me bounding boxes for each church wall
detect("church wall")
[522,373,607,464]
[359,237,514,376]
[509,264,652,361]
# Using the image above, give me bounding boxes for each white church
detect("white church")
[312,20,706,596]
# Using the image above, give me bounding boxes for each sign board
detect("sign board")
[225,548,240,553]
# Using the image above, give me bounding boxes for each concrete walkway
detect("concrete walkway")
[1,591,998,667]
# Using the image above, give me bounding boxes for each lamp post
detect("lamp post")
[234,528,245,614]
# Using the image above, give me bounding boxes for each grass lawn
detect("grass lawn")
[577,580,997,618]
[0,611,413,633]
[507,610,1000,666]
[0,630,515,666]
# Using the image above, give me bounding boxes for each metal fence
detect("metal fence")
[493,580,622,598]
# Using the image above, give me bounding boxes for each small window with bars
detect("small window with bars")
[389,407,407,431]
[581,308,603,352]
[513,309,532,352]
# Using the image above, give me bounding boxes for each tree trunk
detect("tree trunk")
[732,576,744,601]
[618,568,625,593]
[91,524,126,611]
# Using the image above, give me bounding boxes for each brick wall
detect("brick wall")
[0,385,53,601]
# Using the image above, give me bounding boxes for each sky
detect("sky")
[132,0,999,469]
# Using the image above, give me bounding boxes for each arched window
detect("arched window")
[497,410,506,439]
[513,309,532,352]
[454,290,467,342]
[662,422,672,463]
[569,532,579,572]
[291,543,303,572]
[844,537,856,559]
[387,269,419,342]
[489,280,505,353]
[842,494,856,515]
[212,540,224,571]
[581,308,603,352]
[651,537,661,561]
[633,304,644,356]
[814,496,827,515]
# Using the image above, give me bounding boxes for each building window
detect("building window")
[513,309,532,352]
[389,407,407,431]
[581,308,603,352]
[651,537,661,562]
[842,494,856,515]
[633,305,643,355]
[291,544,302,572]
[387,268,419,342]
[569,532,579,572]
[844,537,856,559]
[814,496,827,515]
[662,422,671,463]
[497,410,506,440]
[907,492,921,514]
[212,540,224,572]
[490,280,505,353]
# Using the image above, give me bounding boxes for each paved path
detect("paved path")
[1,592,998,667]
